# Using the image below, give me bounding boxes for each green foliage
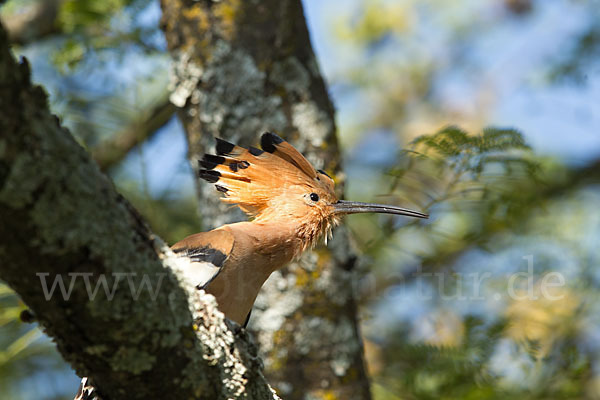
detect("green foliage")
[374,317,507,400]
[51,0,159,69]
[0,284,75,399]
[53,38,86,69]
[373,315,592,400]
[408,126,534,177]
[388,126,539,223]
[411,126,529,156]
[334,0,411,46]
[354,126,599,399]
[58,0,136,34]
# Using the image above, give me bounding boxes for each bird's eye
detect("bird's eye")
[310,193,320,202]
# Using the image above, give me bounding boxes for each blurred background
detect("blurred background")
[1,0,599,398]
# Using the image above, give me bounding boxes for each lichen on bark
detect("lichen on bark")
[0,20,278,400]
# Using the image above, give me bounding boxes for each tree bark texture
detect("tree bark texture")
[160,1,372,399]
[0,22,278,400]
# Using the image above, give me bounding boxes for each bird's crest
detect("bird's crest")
[199,132,335,219]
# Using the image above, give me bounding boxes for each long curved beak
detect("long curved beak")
[332,200,429,219]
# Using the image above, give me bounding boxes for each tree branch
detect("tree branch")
[0,22,277,400]
[91,97,176,172]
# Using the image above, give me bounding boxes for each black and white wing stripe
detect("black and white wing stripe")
[171,228,234,290]
[172,245,228,289]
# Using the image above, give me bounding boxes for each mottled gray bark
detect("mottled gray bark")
[0,22,278,400]
[160,1,372,399]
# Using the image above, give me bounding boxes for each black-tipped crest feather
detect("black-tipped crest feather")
[198,169,221,183]
[216,138,235,155]
[257,132,317,179]
[261,132,284,153]
[200,154,226,170]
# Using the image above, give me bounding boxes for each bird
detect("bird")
[172,132,428,326]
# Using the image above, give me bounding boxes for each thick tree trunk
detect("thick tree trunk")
[0,22,278,400]
[160,1,372,399]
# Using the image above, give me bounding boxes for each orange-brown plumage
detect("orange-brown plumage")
[173,132,428,326]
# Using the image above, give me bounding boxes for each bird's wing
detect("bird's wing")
[171,228,234,289]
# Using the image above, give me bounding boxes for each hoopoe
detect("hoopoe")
[172,132,428,326]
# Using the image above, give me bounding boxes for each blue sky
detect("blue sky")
[303,0,600,164]
[21,0,600,198]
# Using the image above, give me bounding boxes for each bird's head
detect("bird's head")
[199,132,428,247]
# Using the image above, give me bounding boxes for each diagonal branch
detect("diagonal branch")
[0,22,277,400]
[91,97,176,172]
